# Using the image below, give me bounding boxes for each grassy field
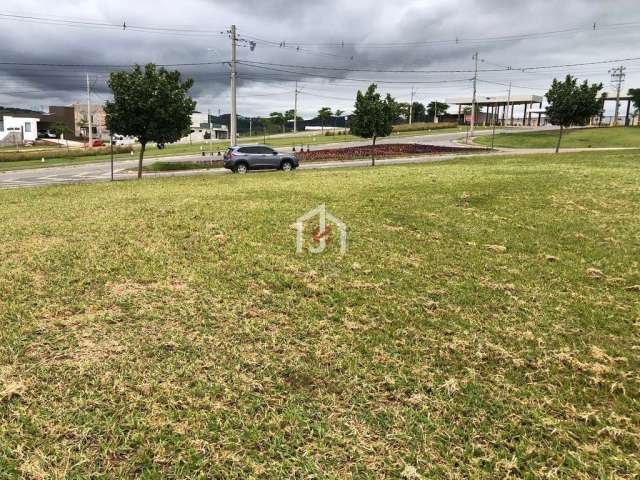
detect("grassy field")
[1,151,639,478]
[475,126,640,149]
[0,126,479,172]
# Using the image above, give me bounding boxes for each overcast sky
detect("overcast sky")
[1,0,639,118]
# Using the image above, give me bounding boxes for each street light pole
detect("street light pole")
[86,73,92,148]
[409,87,414,125]
[294,80,299,134]
[110,134,114,181]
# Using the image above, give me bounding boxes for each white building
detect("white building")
[175,113,228,144]
[0,113,40,145]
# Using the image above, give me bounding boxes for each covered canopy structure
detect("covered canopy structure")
[599,92,636,126]
[446,95,544,127]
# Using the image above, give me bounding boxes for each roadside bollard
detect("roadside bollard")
[293,146,296,152]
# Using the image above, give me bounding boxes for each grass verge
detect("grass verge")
[474,126,640,149]
[1,151,638,477]
[0,126,484,172]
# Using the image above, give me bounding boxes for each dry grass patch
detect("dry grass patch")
[0,150,639,478]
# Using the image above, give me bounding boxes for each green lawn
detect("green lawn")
[1,151,639,478]
[475,126,640,149]
[0,127,478,172]
[139,160,220,172]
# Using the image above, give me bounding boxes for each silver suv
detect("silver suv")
[223,144,299,174]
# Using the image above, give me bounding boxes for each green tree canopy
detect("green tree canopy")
[427,101,449,118]
[349,84,396,151]
[545,75,604,152]
[105,64,196,178]
[270,112,287,133]
[317,107,333,131]
[396,102,410,122]
[628,88,640,122]
[411,102,426,122]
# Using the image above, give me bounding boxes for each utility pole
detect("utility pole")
[208,109,213,152]
[294,81,299,133]
[609,65,626,127]
[469,52,479,140]
[86,73,93,147]
[249,117,253,137]
[229,24,238,146]
[110,134,114,181]
[505,81,512,126]
[409,87,415,125]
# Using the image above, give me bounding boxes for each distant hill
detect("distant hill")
[0,106,44,116]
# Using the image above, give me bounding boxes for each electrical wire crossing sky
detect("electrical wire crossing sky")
[1,0,639,117]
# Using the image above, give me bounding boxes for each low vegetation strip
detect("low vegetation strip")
[297,143,486,161]
[392,121,457,132]
[474,126,640,149]
[0,145,133,163]
[0,151,639,477]
[140,160,223,172]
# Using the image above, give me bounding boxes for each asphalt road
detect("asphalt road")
[0,127,552,189]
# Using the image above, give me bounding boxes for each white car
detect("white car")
[112,134,136,146]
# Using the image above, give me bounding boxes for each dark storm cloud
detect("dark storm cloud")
[1,0,639,116]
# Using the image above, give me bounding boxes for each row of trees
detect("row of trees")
[104,63,640,178]
[266,102,450,134]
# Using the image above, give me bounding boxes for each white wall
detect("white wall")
[0,116,40,142]
[190,113,209,127]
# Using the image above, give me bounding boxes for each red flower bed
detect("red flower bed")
[297,143,486,162]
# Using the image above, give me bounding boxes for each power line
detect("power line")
[238,60,504,74]
[0,12,228,37]
[242,19,640,49]
[236,62,473,84]
[477,79,542,91]
[238,56,640,75]
[0,61,226,68]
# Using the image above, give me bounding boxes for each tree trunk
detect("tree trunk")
[137,142,146,179]
[555,126,563,153]
[371,136,377,166]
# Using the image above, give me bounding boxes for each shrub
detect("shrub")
[392,122,457,133]
[297,143,484,162]
[0,145,134,163]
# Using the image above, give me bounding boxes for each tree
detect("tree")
[105,64,196,178]
[52,123,72,151]
[411,102,426,122]
[317,107,332,132]
[545,75,604,153]
[334,109,345,132]
[350,84,396,164]
[270,112,287,133]
[396,102,411,123]
[628,88,640,125]
[427,101,449,118]
[284,109,295,127]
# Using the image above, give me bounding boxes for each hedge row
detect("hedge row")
[0,145,134,163]
[392,122,458,132]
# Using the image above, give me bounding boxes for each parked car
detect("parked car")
[37,129,57,139]
[112,134,136,146]
[223,145,298,174]
[84,139,104,148]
